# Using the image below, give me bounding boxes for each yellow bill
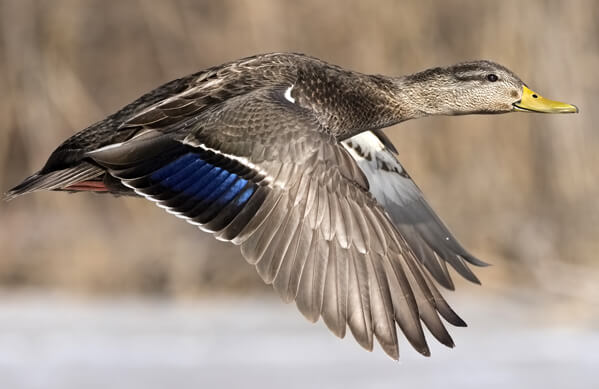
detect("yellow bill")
[513,86,578,113]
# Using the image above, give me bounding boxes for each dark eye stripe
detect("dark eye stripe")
[454,74,482,82]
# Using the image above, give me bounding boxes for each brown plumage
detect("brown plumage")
[5,53,578,359]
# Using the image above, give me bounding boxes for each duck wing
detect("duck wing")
[342,131,488,290]
[88,86,465,360]
[4,54,296,200]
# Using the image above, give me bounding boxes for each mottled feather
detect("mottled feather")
[5,53,508,360]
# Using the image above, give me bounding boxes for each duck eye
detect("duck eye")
[487,74,498,82]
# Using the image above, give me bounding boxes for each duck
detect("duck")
[5,53,578,360]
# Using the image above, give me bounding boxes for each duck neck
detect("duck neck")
[389,75,446,117]
[329,73,453,140]
[293,63,455,140]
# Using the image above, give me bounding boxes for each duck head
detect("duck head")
[400,60,578,116]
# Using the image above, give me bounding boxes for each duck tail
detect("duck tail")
[3,162,105,201]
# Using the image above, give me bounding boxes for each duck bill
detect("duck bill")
[512,86,578,113]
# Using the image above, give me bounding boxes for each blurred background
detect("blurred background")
[0,0,597,388]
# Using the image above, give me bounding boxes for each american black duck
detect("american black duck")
[5,53,578,359]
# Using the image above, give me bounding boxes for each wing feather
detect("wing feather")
[342,130,487,289]
[87,89,468,360]
[367,252,399,359]
[346,249,373,351]
[321,240,346,338]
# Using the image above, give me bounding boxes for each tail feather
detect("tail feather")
[4,162,104,201]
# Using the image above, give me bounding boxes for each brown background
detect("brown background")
[0,0,597,307]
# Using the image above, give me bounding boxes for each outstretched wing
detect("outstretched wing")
[342,130,487,290]
[89,87,465,360]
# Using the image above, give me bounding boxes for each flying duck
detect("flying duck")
[5,53,578,359]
